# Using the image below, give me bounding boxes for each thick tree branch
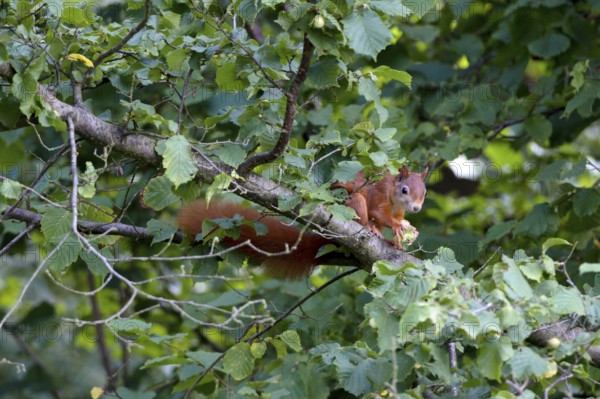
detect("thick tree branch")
[528,322,600,367]
[236,34,314,175]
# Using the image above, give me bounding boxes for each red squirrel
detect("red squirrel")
[332,165,428,248]
[177,166,428,278]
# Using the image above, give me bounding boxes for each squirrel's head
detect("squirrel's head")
[393,165,428,213]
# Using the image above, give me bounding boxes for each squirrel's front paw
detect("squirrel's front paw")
[367,224,384,238]
[393,220,419,249]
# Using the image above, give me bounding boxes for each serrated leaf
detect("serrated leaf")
[510,347,549,379]
[142,176,179,211]
[63,6,90,27]
[46,233,81,274]
[306,56,340,89]
[146,219,178,245]
[358,77,388,125]
[162,135,197,188]
[0,178,21,199]
[342,9,392,60]
[327,204,358,221]
[513,203,559,238]
[332,161,363,182]
[476,337,514,381]
[80,246,112,279]
[41,208,72,243]
[404,0,436,18]
[279,330,302,352]
[166,48,188,71]
[524,115,552,143]
[213,144,247,168]
[250,342,267,359]
[551,287,585,315]
[223,342,254,380]
[573,188,600,217]
[372,66,411,88]
[370,0,411,16]
[502,258,534,299]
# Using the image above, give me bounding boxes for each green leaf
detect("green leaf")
[570,61,588,92]
[358,77,387,125]
[332,161,363,182]
[63,6,90,27]
[528,33,570,59]
[271,339,287,359]
[250,342,267,359]
[80,245,112,279]
[204,108,232,128]
[542,238,572,255]
[205,173,233,206]
[146,219,178,245]
[213,144,247,168]
[166,48,188,71]
[279,330,302,352]
[223,342,254,380]
[0,178,21,199]
[142,176,180,211]
[580,263,600,274]
[41,208,72,243]
[370,0,411,16]
[46,234,81,275]
[306,56,340,89]
[108,319,152,337]
[523,115,552,144]
[77,161,98,199]
[551,287,585,315]
[216,62,246,91]
[573,188,600,217]
[327,204,358,221]
[372,66,411,88]
[162,135,197,188]
[502,257,534,299]
[403,0,437,18]
[342,9,392,60]
[510,347,549,379]
[476,337,514,381]
[513,203,559,238]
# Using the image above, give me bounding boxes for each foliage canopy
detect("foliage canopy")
[1,0,600,398]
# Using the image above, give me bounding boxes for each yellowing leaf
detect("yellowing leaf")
[90,387,104,399]
[67,53,94,68]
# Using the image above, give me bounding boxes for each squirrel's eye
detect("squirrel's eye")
[401,186,409,195]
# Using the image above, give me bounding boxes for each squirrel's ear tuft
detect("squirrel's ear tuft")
[421,167,429,180]
[397,165,409,180]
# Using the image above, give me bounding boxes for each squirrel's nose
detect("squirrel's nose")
[413,205,421,212]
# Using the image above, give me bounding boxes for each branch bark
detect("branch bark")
[528,322,600,367]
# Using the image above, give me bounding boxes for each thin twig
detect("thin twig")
[183,267,360,398]
[237,34,313,175]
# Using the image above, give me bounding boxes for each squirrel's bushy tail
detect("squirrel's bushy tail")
[177,200,330,279]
